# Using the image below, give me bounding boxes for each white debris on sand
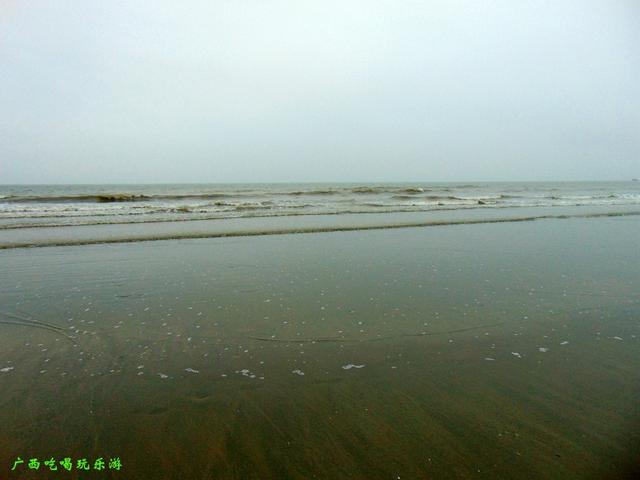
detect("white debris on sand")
[342,364,366,370]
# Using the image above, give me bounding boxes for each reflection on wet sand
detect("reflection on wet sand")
[1,216,639,479]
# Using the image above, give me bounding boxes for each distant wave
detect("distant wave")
[424,195,463,201]
[390,195,417,200]
[351,186,429,194]
[0,188,429,202]
[1,194,153,203]
[351,186,383,194]
[234,202,273,211]
[285,189,339,196]
[0,193,235,203]
[547,194,618,200]
[2,188,634,206]
[1,184,638,231]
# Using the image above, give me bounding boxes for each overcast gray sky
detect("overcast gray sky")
[1,0,638,184]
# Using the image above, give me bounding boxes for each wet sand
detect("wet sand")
[1,215,639,479]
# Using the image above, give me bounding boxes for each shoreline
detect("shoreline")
[1,205,638,250]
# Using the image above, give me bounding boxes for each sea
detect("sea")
[1,181,639,230]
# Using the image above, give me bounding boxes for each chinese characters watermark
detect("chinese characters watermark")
[11,456,122,472]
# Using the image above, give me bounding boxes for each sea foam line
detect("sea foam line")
[0,210,638,250]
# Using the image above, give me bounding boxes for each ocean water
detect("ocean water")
[1,182,639,250]
[1,181,639,229]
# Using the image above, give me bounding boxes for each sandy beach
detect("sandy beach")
[1,213,638,479]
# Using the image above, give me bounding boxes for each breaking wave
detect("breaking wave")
[1,182,638,231]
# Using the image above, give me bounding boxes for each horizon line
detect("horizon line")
[1,179,637,186]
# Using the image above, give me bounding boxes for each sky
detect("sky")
[0,0,638,184]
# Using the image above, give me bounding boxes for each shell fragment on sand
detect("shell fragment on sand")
[342,364,366,370]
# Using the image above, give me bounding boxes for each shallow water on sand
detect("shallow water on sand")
[1,216,639,479]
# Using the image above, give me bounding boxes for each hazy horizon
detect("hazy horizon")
[1,179,638,187]
[1,178,639,186]
[1,1,638,184]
